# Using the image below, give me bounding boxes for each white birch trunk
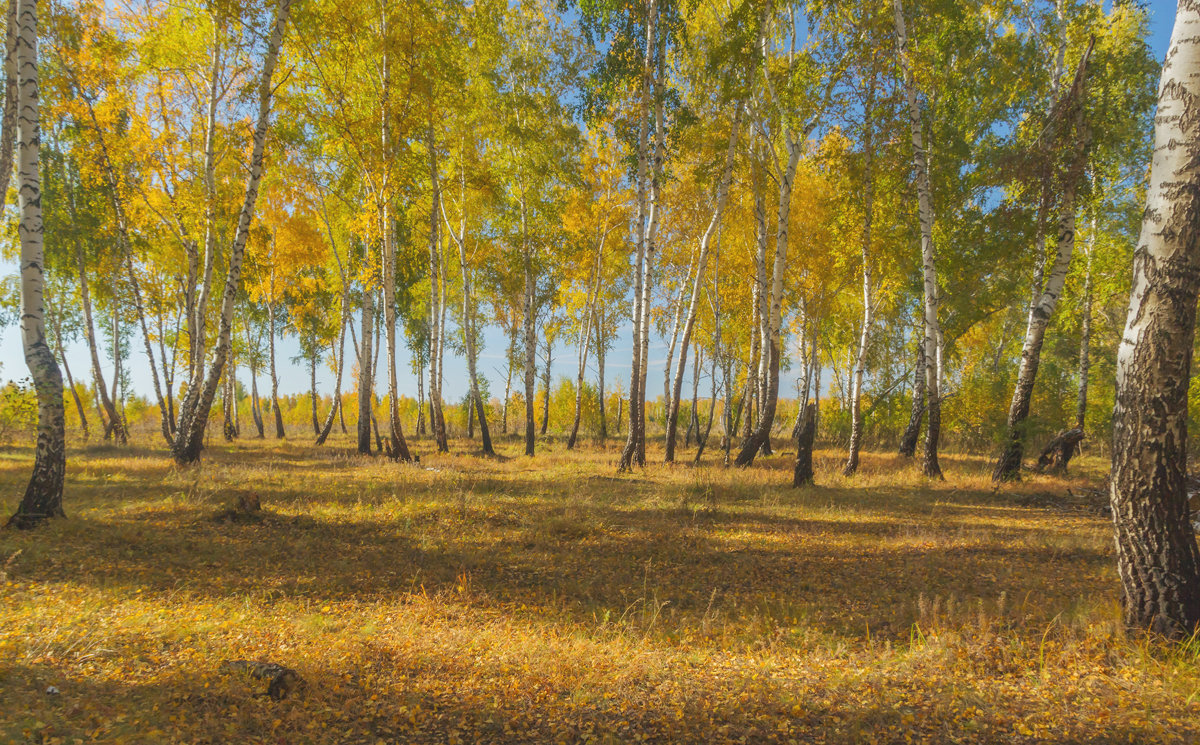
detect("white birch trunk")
[894,0,943,478]
[844,77,877,477]
[665,109,740,462]
[993,39,1094,482]
[9,0,66,528]
[172,0,291,464]
[1109,3,1200,636]
[619,0,656,471]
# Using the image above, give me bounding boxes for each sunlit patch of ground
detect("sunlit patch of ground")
[1,434,1196,743]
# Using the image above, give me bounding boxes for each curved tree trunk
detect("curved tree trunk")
[596,306,608,443]
[9,0,66,529]
[316,297,349,446]
[72,75,173,445]
[223,364,237,441]
[539,336,553,436]
[65,162,123,443]
[383,199,412,462]
[47,294,88,441]
[565,274,597,450]
[250,361,265,439]
[666,109,739,462]
[427,131,448,455]
[994,40,1094,482]
[443,154,493,455]
[685,346,701,447]
[522,242,537,457]
[1076,226,1093,431]
[735,130,802,467]
[267,295,284,439]
[171,0,291,465]
[309,350,320,435]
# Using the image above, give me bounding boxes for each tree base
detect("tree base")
[1034,428,1085,474]
[792,406,816,487]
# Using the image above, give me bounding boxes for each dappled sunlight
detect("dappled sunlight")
[1,437,1194,742]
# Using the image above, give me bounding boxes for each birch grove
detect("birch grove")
[0,0,1166,567]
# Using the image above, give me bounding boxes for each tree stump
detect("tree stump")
[1034,428,1085,474]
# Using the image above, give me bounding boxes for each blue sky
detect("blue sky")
[0,1,1180,408]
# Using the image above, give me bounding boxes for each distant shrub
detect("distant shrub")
[0,378,37,444]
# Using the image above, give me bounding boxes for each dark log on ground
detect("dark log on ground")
[1034,427,1084,474]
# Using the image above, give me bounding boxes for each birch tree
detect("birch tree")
[734,1,826,467]
[1108,1,1200,638]
[665,110,740,462]
[172,0,292,465]
[893,0,943,479]
[992,37,1095,482]
[9,0,67,529]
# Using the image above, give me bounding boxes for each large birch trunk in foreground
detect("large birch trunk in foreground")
[894,0,943,479]
[9,0,66,529]
[172,0,291,465]
[1109,4,1200,638]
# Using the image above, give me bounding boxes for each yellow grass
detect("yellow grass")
[1,435,1198,743]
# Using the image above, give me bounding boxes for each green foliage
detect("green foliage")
[0,378,38,444]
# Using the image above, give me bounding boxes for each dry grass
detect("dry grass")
[1,435,1197,743]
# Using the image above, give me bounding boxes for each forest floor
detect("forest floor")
[1,435,1198,744]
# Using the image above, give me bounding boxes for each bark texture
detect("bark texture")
[9,0,67,529]
[792,404,816,488]
[1034,427,1084,474]
[1109,3,1200,638]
